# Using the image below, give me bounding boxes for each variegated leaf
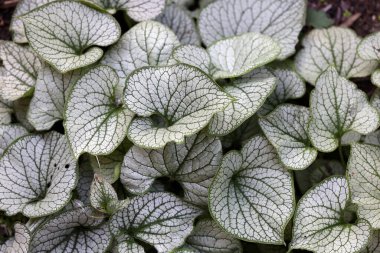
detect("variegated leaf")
[0,124,28,156]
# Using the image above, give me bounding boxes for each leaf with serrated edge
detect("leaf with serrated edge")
[260,104,317,170]
[65,66,134,159]
[101,21,179,84]
[209,68,276,135]
[125,64,231,149]
[173,45,216,76]
[348,143,380,229]
[308,67,379,152]
[296,27,378,85]
[0,124,28,156]
[184,219,242,253]
[28,66,82,131]
[260,66,306,115]
[209,135,294,243]
[110,192,202,253]
[361,230,380,253]
[1,223,30,253]
[358,31,380,61]
[0,131,77,217]
[90,174,121,214]
[121,132,222,206]
[290,176,372,253]
[0,41,42,101]
[208,32,280,79]
[21,1,121,73]
[155,4,200,45]
[198,0,305,59]
[30,206,111,253]
[9,0,53,43]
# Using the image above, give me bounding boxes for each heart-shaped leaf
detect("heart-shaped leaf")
[101,21,180,84]
[209,135,295,243]
[296,27,378,85]
[30,206,111,253]
[110,192,202,253]
[290,176,372,253]
[198,0,306,59]
[182,219,243,253]
[260,104,317,170]
[0,124,28,156]
[120,132,222,206]
[259,65,306,115]
[82,0,165,20]
[0,41,42,101]
[308,67,379,152]
[9,0,53,43]
[22,1,121,73]
[348,143,380,229]
[0,223,30,253]
[208,33,280,79]
[125,64,231,149]
[65,66,134,159]
[208,68,276,135]
[28,66,83,131]
[0,132,77,217]
[155,4,200,45]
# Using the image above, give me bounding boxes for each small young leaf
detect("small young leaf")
[30,206,111,253]
[0,124,28,156]
[22,1,121,73]
[208,68,276,135]
[101,21,180,84]
[209,135,294,243]
[348,143,380,229]
[28,66,82,131]
[207,32,280,79]
[296,27,378,85]
[155,4,200,45]
[0,132,77,217]
[110,192,202,253]
[9,0,53,43]
[290,177,372,253]
[65,66,134,159]
[125,64,231,149]
[0,41,42,101]
[183,219,242,252]
[260,104,317,170]
[308,67,379,152]
[120,132,222,206]
[198,0,306,59]
[0,223,30,253]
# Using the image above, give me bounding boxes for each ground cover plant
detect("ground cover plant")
[1,0,380,252]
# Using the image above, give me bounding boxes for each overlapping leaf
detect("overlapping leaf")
[120,132,222,206]
[0,131,77,217]
[209,135,294,243]
[125,64,231,149]
[65,66,134,159]
[22,1,121,73]
[361,230,380,253]
[348,143,380,229]
[0,99,12,124]
[0,223,30,253]
[198,0,306,59]
[296,27,378,85]
[110,192,202,253]
[0,124,28,156]
[101,21,180,84]
[9,0,53,43]
[260,104,317,170]
[290,176,372,253]
[28,66,82,131]
[156,4,200,45]
[0,41,42,101]
[372,69,380,87]
[208,68,276,135]
[30,206,111,253]
[308,67,379,152]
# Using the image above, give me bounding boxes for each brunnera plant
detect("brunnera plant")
[1,0,380,252]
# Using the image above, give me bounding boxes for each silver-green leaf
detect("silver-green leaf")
[22,1,121,73]
[0,124,28,156]
[0,223,30,253]
[125,64,231,149]
[65,66,134,159]
[209,135,295,243]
